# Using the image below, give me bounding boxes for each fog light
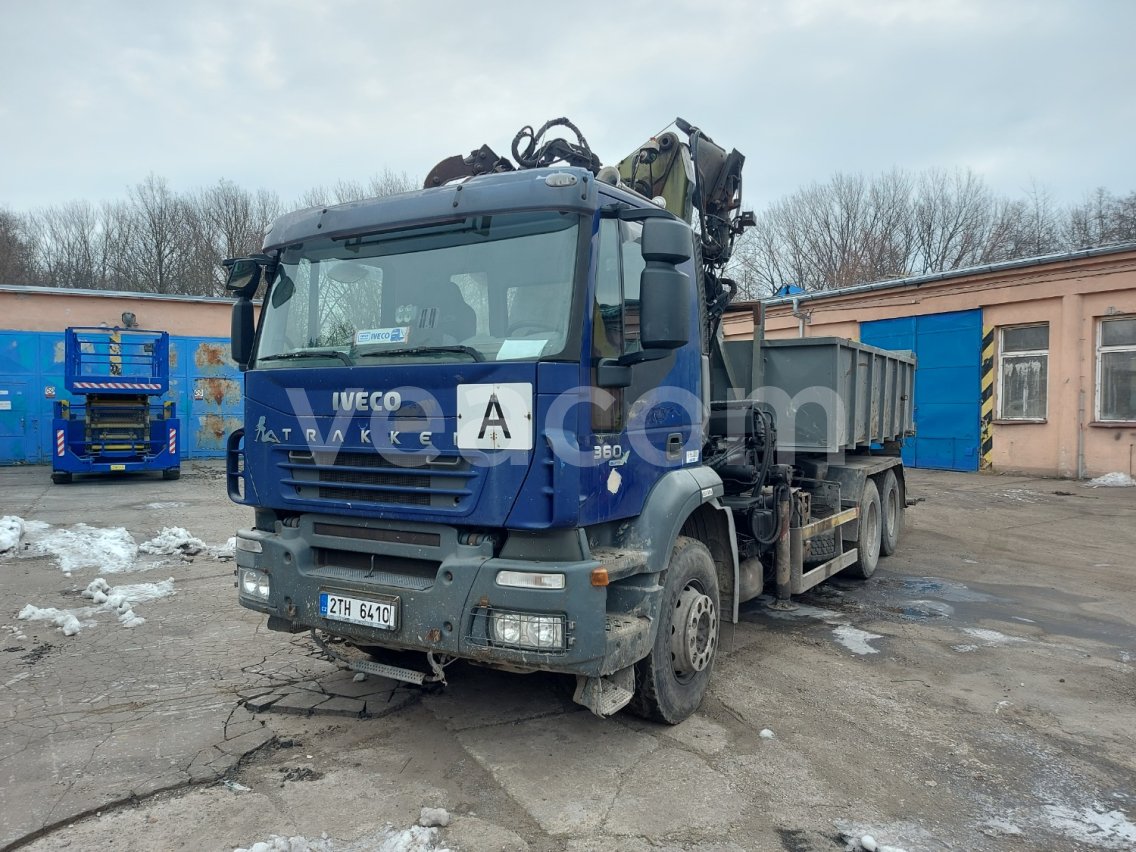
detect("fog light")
[489,611,565,651]
[239,568,270,600]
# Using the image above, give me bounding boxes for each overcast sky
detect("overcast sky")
[2,0,1134,214]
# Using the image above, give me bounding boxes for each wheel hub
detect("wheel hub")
[670,587,718,675]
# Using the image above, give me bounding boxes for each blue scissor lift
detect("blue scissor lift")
[51,327,181,484]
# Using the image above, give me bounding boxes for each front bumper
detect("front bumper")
[235,515,653,677]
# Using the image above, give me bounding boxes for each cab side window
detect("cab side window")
[593,219,645,357]
[592,218,647,432]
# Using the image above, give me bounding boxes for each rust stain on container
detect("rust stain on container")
[195,377,241,407]
[197,414,243,449]
[194,342,232,370]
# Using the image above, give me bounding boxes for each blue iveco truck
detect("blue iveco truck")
[226,119,915,723]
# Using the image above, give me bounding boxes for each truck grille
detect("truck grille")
[281,450,475,509]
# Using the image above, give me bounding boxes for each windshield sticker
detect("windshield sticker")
[496,339,547,361]
[355,327,410,345]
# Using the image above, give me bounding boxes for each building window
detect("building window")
[1097,316,1136,422]
[998,324,1048,420]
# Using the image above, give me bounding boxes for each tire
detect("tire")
[629,537,720,724]
[51,472,72,485]
[848,479,882,579]
[878,469,903,557]
[163,468,181,481]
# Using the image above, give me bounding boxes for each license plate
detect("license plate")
[319,591,399,630]
[110,464,126,471]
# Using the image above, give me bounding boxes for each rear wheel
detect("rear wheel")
[848,479,882,579]
[878,469,903,557]
[51,472,72,484]
[629,537,719,724]
[163,468,181,480]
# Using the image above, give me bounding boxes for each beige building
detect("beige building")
[724,244,1136,479]
[0,285,235,336]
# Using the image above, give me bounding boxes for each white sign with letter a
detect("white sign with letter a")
[456,383,533,451]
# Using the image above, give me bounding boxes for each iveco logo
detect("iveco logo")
[331,390,403,412]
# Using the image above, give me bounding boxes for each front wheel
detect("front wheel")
[51,471,72,485]
[629,536,720,724]
[163,468,181,481]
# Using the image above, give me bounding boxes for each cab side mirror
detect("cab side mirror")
[223,256,268,299]
[223,255,271,371]
[639,218,692,350]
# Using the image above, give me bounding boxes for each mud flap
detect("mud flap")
[573,665,635,717]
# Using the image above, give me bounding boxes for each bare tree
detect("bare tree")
[1066,187,1136,248]
[1006,181,1063,258]
[185,180,282,296]
[294,168,418,208]
[0,208,41,285]
[118,174,191,294]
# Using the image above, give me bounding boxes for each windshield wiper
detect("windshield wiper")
[357,345,485,362]
[258,349,355,366]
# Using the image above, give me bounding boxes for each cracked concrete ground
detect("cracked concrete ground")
[2,463,1134,851]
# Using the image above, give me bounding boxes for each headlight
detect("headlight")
[239,568,270,600]
[489,611,565,651]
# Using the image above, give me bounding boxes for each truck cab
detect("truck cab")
[229,166,725,721]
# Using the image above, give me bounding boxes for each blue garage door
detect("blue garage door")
[861,309,982,471]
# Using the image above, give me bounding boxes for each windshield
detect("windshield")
[256,211,581,365]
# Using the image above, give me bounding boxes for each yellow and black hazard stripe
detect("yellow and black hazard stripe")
[980,325,995,470]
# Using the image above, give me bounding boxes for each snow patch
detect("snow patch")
[140,527,208,556]
[0,516,24,553]
[835,822,914,852]
[962,627,1023,646]
[999,488,1042,503]
[21,521,137,574]
[16,605,86,636]
[1043,803,1136,848]
[140,527,235,560]
[234,823,448,852]
[419,808,450,828]
[18,577,176,635]
[833,625,883,655]
[144,501,187,509]
[952,644,980,653]
[760,596,886,657]
[1083,471,1136,488]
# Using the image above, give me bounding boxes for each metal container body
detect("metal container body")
[757,337,916,453]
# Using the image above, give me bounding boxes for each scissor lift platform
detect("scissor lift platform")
[51,327,181,483]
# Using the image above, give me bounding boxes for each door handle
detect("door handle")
[666,433,682,460]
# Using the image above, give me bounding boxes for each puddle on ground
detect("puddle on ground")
[892,599,955,620]
[900,576,996,603]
